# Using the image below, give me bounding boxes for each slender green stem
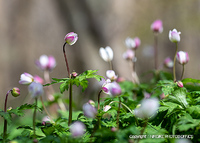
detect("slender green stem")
[154,34,158,70]
[3,90,12,143]
[137,120,148,143]
[97,90,102,110]
[116,97,121,129]
[40,96,54,123]
[68,80,73,126]
[33,98,38,140]
[180,64,185,80]
[173,43,178,82]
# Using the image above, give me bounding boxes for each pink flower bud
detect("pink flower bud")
[11,87,20,97]
[102,79,112,95]
[134,37,141,49]
[99,46,113,62]
[34,75,44,84]
[151,20,163,33]
[64,32,78,45]
[109,82,122,96]
[71,72,78,77]
[169,29,181,43]
[83,103,97,118]
[111,127,117,132]
[176,51,189,65]
[106,70,118,81]
[35,55,56,71]
[177,81,183,88]
[19,72,34,85]
[103,105,111,112]
[70,121,86,137]
[28,82,44,98]
[123,49,135,60]
[164,57,174,68]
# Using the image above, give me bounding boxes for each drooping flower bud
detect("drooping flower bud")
[123,49,135,60]
[71,72,78,78]
[169,29,181,43]
[106,70,118,81]
[11,87,20,97]
[28,82,44,98]
[99,46,113,62]
[82,103,97,118]
[177,81,184,88]
[164,57,174,68]
[134,98,159,119]
[19,72,34,85]
[70,121,86,137]
[109,81,122,96]
[151,20,163,33]
[176,51,189,65]
[64,32,78,45]
[35,55,56,71]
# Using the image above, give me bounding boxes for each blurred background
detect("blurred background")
[1,0,200,111]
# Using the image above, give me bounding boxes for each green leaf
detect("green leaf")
[172,88,188,108]
[156,80,176,95]
[60,82,69,94]
[0,110,12,124]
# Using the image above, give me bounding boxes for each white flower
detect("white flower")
[83,103,97,118]
[176,51,189,65]
[103,105,111,112]
[106,70,118,81]
[169,29,181,43]
[134,98,159,119]
[70,121,86,137]
[99,46,113,62]
[125,37,136,49]
[19,73,34,85]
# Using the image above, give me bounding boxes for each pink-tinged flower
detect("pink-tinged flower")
[125,37,136,49]
[70,121,86,137]
[103,105,111,112]
[102,79,112,95]
[71,72,78,77]
[106,70,118,81]
[164,57,174,68]
[83,103,97,118]
[125,37,141,49]
[99,46,113,62]
[102,80,121,96]
[116,77,125,83]
[42,116,51,125]
[28,82,44,98]
[35,55,56,71]
[134,98,159,119]
[134,37,141,49]
[151,20,163,33]
[33,75,44,84]
[176,51,189,65]
[177,81,183,88]
[19,73,34,85]
[123,49,135,60]
[169,29,181,43]
[111,127,117,132]
[11,87,20,97]
[64,32,78,45]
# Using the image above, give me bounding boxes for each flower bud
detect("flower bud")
[42,116,51,125]
[151,20,163,33]
[34,75,44,84]
[106,70,118,81]
[169,29,181,43]
[134,98,159,119]
[177,81,183,88]
[176,51,189,65]
[123,49,135,60]
[28,82,44,98]
[99,46,113,62]
[64,32,78,45]
[134,37,141,49]
[11,87,20,97]
[103,105,111,112]
[71,72,78,77]
[88,100,95,107]
[83,103,97,118]
[102,79,112,95]
[35,55,56,71]
[125,37,136,49]
[19,72,34,85]
[70,121,86,137]
[164,57,173,68]
[110,81,122,96]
